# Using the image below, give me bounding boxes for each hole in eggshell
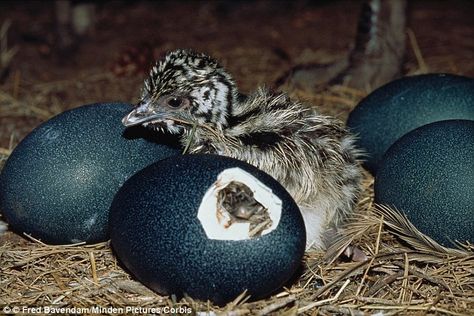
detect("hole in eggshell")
[217,181,273,237]
[197,167,282,241]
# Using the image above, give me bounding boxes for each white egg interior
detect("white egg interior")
[197,167,282,241]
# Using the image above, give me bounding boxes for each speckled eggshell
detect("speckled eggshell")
[375,120,474,247]
[109,154,306,306]
[347,74,474,174]
[0,103,180,244]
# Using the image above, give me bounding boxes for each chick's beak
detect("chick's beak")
[122,103,166,127]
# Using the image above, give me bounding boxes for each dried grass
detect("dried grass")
[0,20,17,78]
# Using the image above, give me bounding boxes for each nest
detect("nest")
[1,1,474,314]
[1,83,473,314]
[1,177,473,315]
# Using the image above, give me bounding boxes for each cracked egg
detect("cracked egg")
[109,154,305,305]
[197,167,282,241]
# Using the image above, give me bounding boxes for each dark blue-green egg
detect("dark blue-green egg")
[109,154,305,306]
[347,74,474,174]
[375,120,474,247]
[0,103,180,244]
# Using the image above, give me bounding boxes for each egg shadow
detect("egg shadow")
[108,242,170,296]
[122,126,183,151]
[267,259,306,297]
[108,242,197,303]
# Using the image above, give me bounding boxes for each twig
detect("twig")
[354,257,374,297]
[356,296,424,305]
[89,251,99,285]
[319,305,367,316]
[310,260,368,299]
[375,214,383,255]
[407,28,429,73]
[111,280,157,296]
[223,290,251,312]
[391,261,451,291]
[255,295,296,316]
[352,303,469,316]
[51,272,68,291]
[298,279,351,313]
[398,252,410,303]
[0,19,18,69]
[0,147,12,155]
[367,270,404,296]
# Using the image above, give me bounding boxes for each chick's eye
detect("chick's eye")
[167,97,182,107]
[164,96,189,108]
